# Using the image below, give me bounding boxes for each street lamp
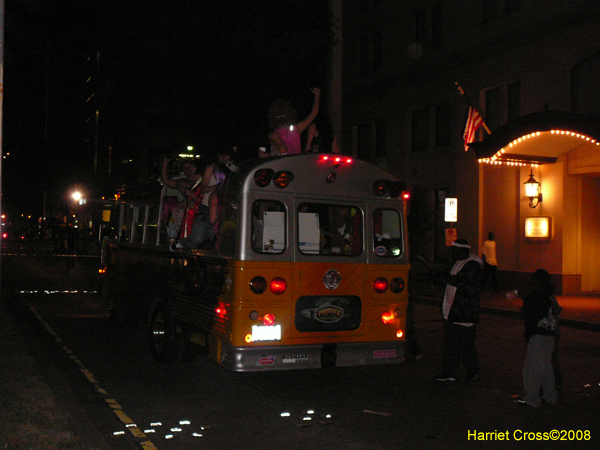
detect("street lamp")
[524,170,542,208]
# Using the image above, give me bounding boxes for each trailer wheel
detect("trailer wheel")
[150,303,180,363]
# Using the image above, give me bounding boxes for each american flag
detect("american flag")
[463,106,483,151]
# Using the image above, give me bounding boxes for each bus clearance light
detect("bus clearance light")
[319,155,352,164]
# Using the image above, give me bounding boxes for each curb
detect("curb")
[410,292,600,333]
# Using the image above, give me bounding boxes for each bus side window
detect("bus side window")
[373,209,403,257]
[252,200,286,253]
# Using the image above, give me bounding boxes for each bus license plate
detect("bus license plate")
[252,325,282,342]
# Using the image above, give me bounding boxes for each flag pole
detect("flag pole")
[455,82,491,134]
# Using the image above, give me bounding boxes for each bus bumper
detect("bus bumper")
[220,341,406,372]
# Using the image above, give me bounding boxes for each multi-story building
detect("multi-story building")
[338,0,600,294]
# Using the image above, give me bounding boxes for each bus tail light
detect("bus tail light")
[373,277,388,293]
[397,330,404,338]
[269,277,287,295]
[263,314,276,326]
[215,302,227,318]
[381,311,394,324]
[390,277,405,293]
[249,276,267,294]
[273,171,294,188]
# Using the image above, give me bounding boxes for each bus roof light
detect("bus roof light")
[254,169,274,187]
[388,181,404,198]
[372,180,390,196]
[273,171,294,189]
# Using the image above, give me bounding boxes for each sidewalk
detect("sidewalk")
[410,282,600,332]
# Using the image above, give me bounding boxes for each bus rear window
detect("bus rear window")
[298,203,362,256]
[373,209,403,258]
[252,200,286,253]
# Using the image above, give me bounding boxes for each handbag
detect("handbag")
[536,307,558,331]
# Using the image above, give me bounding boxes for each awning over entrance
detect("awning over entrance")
[469,111,600,166]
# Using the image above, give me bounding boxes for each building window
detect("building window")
[484,82,521,130]
[507,82,521,120]
[432,3,444,49]
[485,86,502,131]
[482,0,501,22]
[358,124,372,160]
[415,11,427,47]
[373,32,382,71]
[412,109,429,152]
[375,119,388,157]
[505,0,522,13]
[360,39,370,75]
[435,104,451,147]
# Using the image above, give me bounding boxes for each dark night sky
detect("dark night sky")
[2,0,332,217]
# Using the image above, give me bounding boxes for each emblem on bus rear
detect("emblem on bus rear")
[323,268,341,289]
[315,304,344,323]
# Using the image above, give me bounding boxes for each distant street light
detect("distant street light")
[72,191,82,202]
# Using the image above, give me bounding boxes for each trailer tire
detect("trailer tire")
[150,303,180,363]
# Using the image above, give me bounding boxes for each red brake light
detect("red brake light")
[374,277,388,293]
[263,314,276,326]
[269,277,287,295]
[215,302,227,318]
[381,312,394,324]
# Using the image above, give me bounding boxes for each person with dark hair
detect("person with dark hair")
[170,147,236,251]
[161,157,204,242]
[517,269,559,408]
[435,239,483,382]
[264,88,320,157]
[305,115,339,154]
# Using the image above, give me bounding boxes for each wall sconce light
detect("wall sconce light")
[524,170,542,208]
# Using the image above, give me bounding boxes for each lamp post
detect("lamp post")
[524,170,542,208]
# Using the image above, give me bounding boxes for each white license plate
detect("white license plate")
[252,325,282,342]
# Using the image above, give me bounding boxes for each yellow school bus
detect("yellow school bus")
[101,153,410,371]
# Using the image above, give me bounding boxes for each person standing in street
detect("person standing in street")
[518,269,559,408]
[435,239,483,382]
[480,231,499,291]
